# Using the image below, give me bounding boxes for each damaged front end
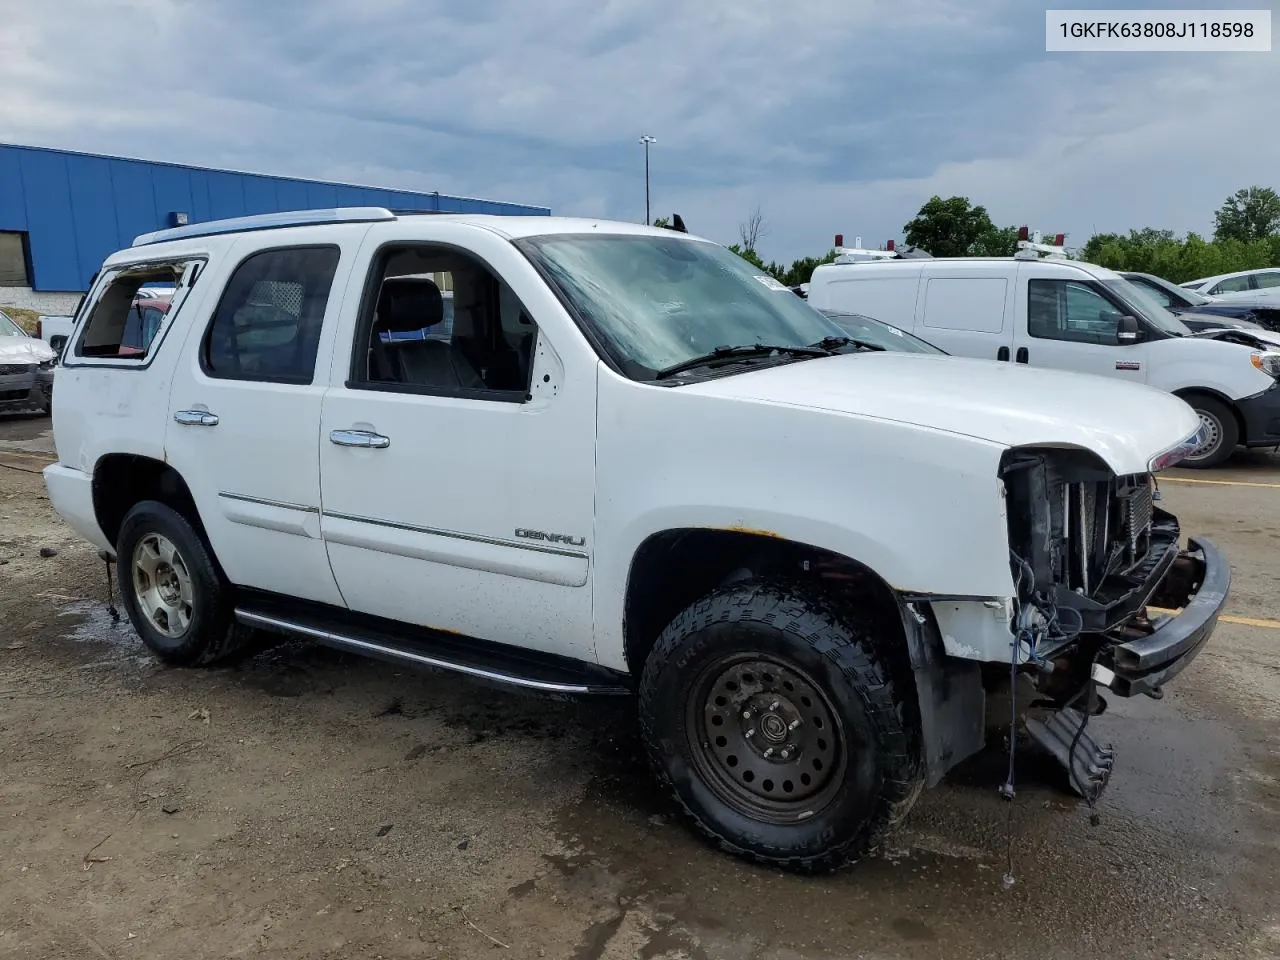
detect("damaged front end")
[998,440,1230,798]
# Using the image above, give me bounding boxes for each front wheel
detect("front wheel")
[116,500,251,666]
[1180,395,1239,469]
[638,579,923,873]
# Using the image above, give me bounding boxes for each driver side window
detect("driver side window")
[350,243,539,402]
[1027,279,1124,346]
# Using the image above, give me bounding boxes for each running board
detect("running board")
[233,599,632,697]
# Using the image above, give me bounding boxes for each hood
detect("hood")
[684,352,1200,476]
[1189,326,1280,349]
[0,336,55,363]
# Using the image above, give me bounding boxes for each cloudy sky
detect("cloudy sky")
[1,0,1276,261]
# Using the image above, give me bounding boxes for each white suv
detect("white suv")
[45,207,1229,873]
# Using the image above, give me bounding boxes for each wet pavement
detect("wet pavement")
[2,414,1278,959]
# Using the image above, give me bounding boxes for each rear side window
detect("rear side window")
[921,277,1007,333]
[201,246,340,384]
[74,264,193,361]
[1212,275,1253,294]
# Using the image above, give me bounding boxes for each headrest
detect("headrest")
[374,277,444,334]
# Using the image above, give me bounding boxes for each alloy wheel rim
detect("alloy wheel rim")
[132,533,194,639]
[1186,410,1223,462]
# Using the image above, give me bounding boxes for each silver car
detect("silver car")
[0,309,56,414]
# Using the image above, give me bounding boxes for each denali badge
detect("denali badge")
[514,528,586,547]
[1116,361,1141,371]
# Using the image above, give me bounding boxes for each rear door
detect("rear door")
[1011,264,1149,384]
[163,228,365,606]
[913,266,1016,360]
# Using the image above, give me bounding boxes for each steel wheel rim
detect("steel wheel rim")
[132,533,194,639]
[1185,409,1222,462]
[686,654,848,823]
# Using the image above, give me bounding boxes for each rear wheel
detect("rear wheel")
[638,579,923,873]
[116,500,253,666]
[1181,395,1238,469]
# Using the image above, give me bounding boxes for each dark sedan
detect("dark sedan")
[1121,271,1280,333]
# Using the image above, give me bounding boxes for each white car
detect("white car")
[44,208,1228,873]
[1180,267,1280,298]
[808,252,1280,467]
[0,308,56,413]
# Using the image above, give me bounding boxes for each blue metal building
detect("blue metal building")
[0,143,550,294]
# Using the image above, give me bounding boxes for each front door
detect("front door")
[164,240,353,607]
[317,227,598,662]
[1012,267,1149,384]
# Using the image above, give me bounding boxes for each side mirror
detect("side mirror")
[1117,314,1142,342]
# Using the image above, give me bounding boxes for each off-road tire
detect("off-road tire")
[638,578,923,873]
[1181,395,1238,469]
[116,500,252,667]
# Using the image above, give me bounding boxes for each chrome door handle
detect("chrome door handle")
[329,429,390,449]
[174,410,219,426]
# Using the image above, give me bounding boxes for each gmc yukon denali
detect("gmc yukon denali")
[43,208,1229,872]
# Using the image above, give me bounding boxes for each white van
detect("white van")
[808,251,1280,467]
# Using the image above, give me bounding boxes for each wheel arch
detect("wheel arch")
[92,454,207,551]
[1172,386,1246,441]
[621,527,907,678]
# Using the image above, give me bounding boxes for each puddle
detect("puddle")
[56,599,149,665]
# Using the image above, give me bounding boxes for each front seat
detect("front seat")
[371,278,484,389]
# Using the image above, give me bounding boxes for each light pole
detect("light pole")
[639,135,656,224]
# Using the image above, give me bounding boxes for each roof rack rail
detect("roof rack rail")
[132,207,399,247]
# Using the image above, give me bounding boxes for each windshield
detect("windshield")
[517,233,849,377]
[1101,278,1192,336]
[1131,273,1210,307]
[0,311,27,337]
[818,310,945,354]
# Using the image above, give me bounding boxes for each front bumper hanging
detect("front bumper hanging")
[1097,536,1230,699]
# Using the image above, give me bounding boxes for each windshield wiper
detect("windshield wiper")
[808,335,885,353]
[655,343,828,380]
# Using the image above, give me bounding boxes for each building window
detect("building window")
[0,232,30,287]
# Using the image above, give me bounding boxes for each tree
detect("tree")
[738,207,767,252]
[1213,186,1280,242]
[903,196,1000,257]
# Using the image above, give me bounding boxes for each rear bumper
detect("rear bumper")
[1098,537,1229,697]
[1237,382,1280,446]
[42,462,113,553]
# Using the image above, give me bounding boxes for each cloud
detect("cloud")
[0,0,1276,260]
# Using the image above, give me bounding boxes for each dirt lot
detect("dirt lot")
[2,413,1278,960]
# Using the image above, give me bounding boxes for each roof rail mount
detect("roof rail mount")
[132,207,398,247]
[1014,238,1071,261]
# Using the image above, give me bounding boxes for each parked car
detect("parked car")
[816,308,946,354]
[36,314,76,357]
[0,308,57,413]
[45,207,1228,873]
[1119,271,1278,332]
[1180,267,1280,297]
[808,251,1280,467]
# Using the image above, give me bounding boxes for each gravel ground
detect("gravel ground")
[1,413,1278,960]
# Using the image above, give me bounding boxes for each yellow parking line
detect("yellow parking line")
[1161,476,1280,489]
[1149,606,1280,630]
[0,450,54,463]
